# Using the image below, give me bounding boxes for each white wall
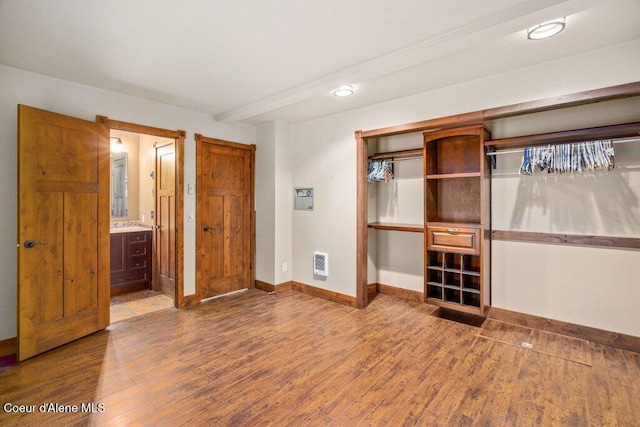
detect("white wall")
[290,38,640,336]
[291,119,356,290]
[255,121,293,285]
[255,123,277,284]
[369,133,424,292]
[0,64,255,341]
[492,242,640,336]
[274,122,293,285]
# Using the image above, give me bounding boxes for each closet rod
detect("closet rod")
[368,148,423,161]
[370,156,423,163]
[486,136,640,156]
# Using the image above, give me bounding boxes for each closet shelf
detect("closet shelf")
[492,230,640,250]
[367,222,424,233]
[428,267,480,277]
[426,221,482,229]
[485,121,640,150]
[368,148,423,161]
[443,284,464,291]
[426,172,481,179]
[462,270,481,277]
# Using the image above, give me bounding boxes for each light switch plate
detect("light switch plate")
[188,211,194,222]
[188,183,195,194]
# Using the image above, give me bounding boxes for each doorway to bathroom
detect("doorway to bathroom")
[98,116,185,321]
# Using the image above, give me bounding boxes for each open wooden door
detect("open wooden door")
[196,135,255,299]
[18,105,110,361]
[155,141,176,299]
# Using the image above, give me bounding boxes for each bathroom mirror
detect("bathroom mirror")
[111,152,128,218]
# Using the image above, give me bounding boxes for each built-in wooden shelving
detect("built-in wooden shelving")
[485,121,640,150]
[368,148,423,161]
[424,125,491,315]
[360,82,640,139]
[357,81,640,312]
[425,172,481,179]
[426,251,483,315]
[367,222,424,233]
[492,230,640,250]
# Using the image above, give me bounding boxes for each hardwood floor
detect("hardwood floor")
[0,289,638,426]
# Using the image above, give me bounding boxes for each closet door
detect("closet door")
[196,136,255,299]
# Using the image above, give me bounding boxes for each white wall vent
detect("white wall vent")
[313,252,329,276]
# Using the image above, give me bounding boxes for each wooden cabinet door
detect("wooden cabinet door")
[110,233,127,279]
[18,105,109,361]
[197,137,254,299]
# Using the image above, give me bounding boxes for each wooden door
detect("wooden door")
[18,105,109,361]
[196,136,254,299]
[155,142,176,299]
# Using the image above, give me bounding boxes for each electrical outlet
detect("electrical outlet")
[282,262,288,272]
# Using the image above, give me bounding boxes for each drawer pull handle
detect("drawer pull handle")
[446,228,459,234]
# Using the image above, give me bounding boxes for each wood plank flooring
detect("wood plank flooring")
[0,289,638,426]
[478,319,593,366]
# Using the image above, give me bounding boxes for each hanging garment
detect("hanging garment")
[519,140,614,175]
[367,160,394,182]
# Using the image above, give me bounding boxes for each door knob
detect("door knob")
[203,225,212,232]
[24,240,47,249]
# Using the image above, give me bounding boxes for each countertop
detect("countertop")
[110,226,153,234]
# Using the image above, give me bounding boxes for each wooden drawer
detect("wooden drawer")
[129,256,148,271]
[427,225,480,255]
[128,245,149,257]
[128,232,150,245]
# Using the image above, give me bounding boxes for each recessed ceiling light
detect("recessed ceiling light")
[333,85,354,97]
[527,17,566,40]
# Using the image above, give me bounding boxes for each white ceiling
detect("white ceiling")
[1,0,639,125]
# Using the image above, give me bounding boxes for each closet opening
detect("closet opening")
[97,116,185,323]
[356,82,640,329]
[362,133,425,308]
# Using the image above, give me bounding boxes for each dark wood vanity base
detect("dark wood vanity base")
[110,230,152,296]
